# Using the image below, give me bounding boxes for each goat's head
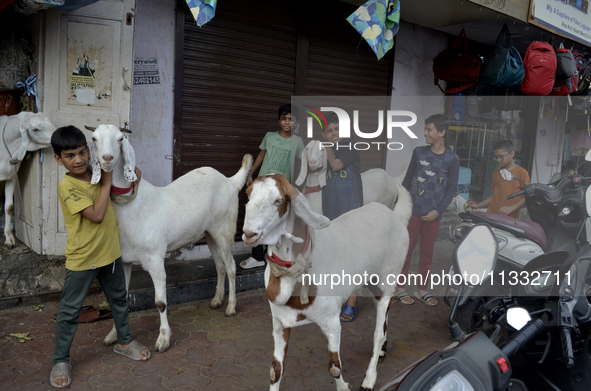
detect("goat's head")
[242,174,330,247]
[13,113,56,161]
[88,124,136,185]
[294,140,327,187]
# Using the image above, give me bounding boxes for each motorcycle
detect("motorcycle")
[380,217,591,391]
[444,169,591,335]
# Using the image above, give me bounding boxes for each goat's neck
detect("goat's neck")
[305,169,321,188]
[269,213,308,263]
[111,159,132,192]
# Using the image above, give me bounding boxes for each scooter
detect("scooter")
[444,170,590,335]
[379,218,591,391]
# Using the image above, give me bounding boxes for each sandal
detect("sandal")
[50,362,72,389]
[413,291,438,307]
[339,302,358,322]
[395,290,415,305]
[113,340,151,361]
[239,257,266,269]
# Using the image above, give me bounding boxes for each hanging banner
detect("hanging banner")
[531,0,591,46]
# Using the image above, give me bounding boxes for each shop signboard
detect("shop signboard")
[532,0,591,46]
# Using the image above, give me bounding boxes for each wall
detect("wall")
[530,97,566,184]
[385,21,449,178]
[130,0,176,187]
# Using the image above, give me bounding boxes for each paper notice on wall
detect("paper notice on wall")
[532,0,591,46]
[133,58,161,85]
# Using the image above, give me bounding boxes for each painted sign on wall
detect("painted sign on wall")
[532,0,591,46]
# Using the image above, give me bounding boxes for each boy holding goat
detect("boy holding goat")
[49,126,148,388]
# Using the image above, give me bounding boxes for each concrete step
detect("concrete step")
[126,253,266,312]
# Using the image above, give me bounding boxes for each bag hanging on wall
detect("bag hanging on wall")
[433,29,482,94]
[521,41,557,95]
[481,24,524,87]
[555,42,578,81]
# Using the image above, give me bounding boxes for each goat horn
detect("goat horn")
[119,127,132,134]
[85,125,97,132]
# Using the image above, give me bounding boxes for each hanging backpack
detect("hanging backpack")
[555,42,577,81]
[575,66,591,95]
[521,41,557,95]
[433,29,482,94]
[481,24,524,87]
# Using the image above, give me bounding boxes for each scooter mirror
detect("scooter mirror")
[453,224,497,286]
[507,307,531,330]
[500,168,514,182]
[585,148,591,161]
[586,186,591,218]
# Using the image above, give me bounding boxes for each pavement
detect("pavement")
[0,218,460,391]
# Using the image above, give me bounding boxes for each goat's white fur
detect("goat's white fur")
[89,124,252,353]
[295,139,408,215]
[295,140,327,214]
[242,174,412,391]
[0,112,55,248]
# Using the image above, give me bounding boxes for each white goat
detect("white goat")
[295,139,408,214]
[88,124,253,353]
[242,174,412,391]
[0,112,55,247]
[294,140,326,213]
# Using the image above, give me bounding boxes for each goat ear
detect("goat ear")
[14,119,32,162]
[121,137,137,182]
[88,142,102,185]
[291,192,330,229]
[319,149,327,188]
[294,149,308,186]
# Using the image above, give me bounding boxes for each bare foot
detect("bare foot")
[52,375,68,387]
[117,342,149,360]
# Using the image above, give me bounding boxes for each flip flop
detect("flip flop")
[340,302,358,322]
[395,290,415,305]
[239,257,266,269]
[413,291,438,307]
[113,340,151,361]
[79,305,113,323]
[50,362,72,388]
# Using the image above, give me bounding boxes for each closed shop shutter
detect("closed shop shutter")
[177,0,395,238]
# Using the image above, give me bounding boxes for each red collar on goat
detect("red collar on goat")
[110,183,134,194]
[267,225,310,268]
[303,186,321,195]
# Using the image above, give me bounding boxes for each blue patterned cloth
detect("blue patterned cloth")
[347,0,400,60]
[185,0,217,27]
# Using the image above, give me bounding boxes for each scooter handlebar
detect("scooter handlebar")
[561,327,575,369]
[499,318,544,358]
[507,190,526,200]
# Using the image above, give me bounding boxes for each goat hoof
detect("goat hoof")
[155,336,170,353]
[103,329,118,346]
[210,298,223,310]
[225,308,237,317]
[359,387,373,391]
[378,353,386,364]
[4,239,15,249]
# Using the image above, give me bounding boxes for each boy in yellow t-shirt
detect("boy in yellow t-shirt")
[468,139,530,219]
[49,126,149,389]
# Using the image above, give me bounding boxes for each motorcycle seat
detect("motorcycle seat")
[472,212,547,251]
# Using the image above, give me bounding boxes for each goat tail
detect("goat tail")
[393,180,412,227]
[230,154,254,190]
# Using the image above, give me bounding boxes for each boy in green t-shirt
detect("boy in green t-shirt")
[240,104,305,269]
[49,126,149,389]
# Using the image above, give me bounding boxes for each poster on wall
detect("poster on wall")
[532,0,591,46]
[66,21,113,107]
[133,58,161,85]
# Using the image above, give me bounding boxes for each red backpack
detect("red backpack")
[521,41,557,95]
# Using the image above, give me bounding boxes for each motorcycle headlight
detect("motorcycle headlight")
[430,370,475,391]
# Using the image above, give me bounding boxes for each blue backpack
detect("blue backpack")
[481,24,525,87]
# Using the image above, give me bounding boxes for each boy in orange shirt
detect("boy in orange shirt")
[467,139,530,219]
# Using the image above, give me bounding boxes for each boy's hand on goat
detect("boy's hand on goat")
[100,170,113,186]
[134,167,142,185]
[421,210,439,222]
[246,175,254,187]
